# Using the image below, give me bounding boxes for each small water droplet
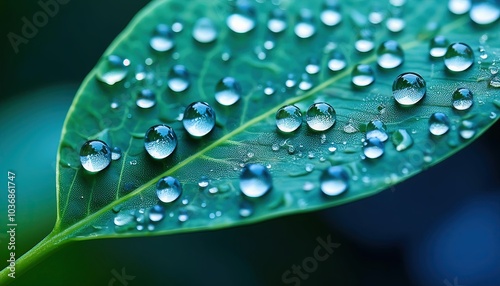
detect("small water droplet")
[148,205,165,222]
[221,50,232,62]
[136,89,156,109]
[305,163,315,172]
[168,65,190,92]
[298,73,313,91]
[239,201,254,217]
[355,29,374,53]
[198,176,209,188]
[369,6,385,24]
[263,81,275,95]
[386,10,405,32]
[303,181,314,191]
[429,112,451,136]
[328,50,347,72]
[490,76,500,88]
[377,40,404,69]
[193,17,218,43]
[452,87,473,110]
[294,9,316,39]
[80,140,111,173]
[182,198,189,205]
[429,35,449,58]
[150,24,175,52]
[227,0,256,34]
[172,20,183,33]
[392,129,413,151]
[444,42,474,72]
[459,120,476,139]
[343,123,358,133]
[208,186,219,194]
[178,210,189,222]
[320,0,342,27]
[111,147,122,161]
[489,66,499,75]
[129,160,137,166]
[110,101,120,109]
[470,1,500,25]
[363,137,385,159]
[448,0,471,14]
[306,102,336,131]
[285,73,297,88]
[96,55,129,85]
[272,143,280,151]
[144,124,177,159]
[320,166,349,196]
[352,64,375,87]
[215,77,242,106]
[156,176,182,203]
[182,102,216,137]
[114,213,135,227]
[366,120,388,142]
[328,145,337,153]
[239,164,272,198]
[305,57,321,75]
[490,111,497,119]
[276,105,303,133]
[392,72,426,106]
[268,8,287,33]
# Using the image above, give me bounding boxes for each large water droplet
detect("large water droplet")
[144,124,177,159]
[80,140,111,173]
[150,24,174,52]
[294,9,316,39]
[227,1,256,34]
[470,1,500,25]
[355,29,374,53]
[448,0,471,14]
[392,72,426,106]
[182,102,216,137]
[193,17,218,43]
[276,105,303,133]
[377,40,404,69]
[429,35,449,58]
[239,164,272,198]
[215,77,242,106]
[392,129,413,151]
[111,147,122,161]
[320,0,342,27]
[366,120,388,142]
[429,112,451,136]
[148,205,165,222]
[328,50,347,71]
[320,166,349,196]
[352,64,375,87]
[452,87,473,110]
[444,42,474,72]
[156,176,182,203]
[136,89,156,109]
[96,55,129,85]
[168,65,190,92]
[306,102,336,131]
[363,137,385,159]
[268,8,287,33]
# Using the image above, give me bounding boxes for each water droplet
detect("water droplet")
[305,163,315,172]
[429,112,451,135]
[80,140,111,173]
[490,65,499,75]
[182,102,216,137]
[144,124,177,159]
[343,123,357,133]
[227,0,256,34]
[306,102,336,131]
[452,87,473,110]
[470,1,500,25]
[208,186,219,194]
[268,8,287,33]
[386,11,405,32]
[328,145,337,153]
[136,89,156,109]
[320,166,349,196]
[352,64,375,87]
[377,40,404,69]
[303,181,314,191]
[114,213,135,227]
[366,120,388,142]
[178,210,189,222]
[263,81,275,95]
[369,6,385,24]
[448,0,471,14]
[111,147,122,161]
[392,72,426,106]
[156,176,182,203]
[392,129,413,151]
[355,29,374,53]
[491,76,500,88]
[168,65,190,92]
[239,164,272,198]
[429,35,449,58]
[129,160,137,166]
[298,74,313,91]
[328,50,347,71]
[294,9,316,39]
[320,0,342,27]
[221,50,232,62]
[193,17,218,43]
[96,55,128,85]
[305,58,320,75]
[285,73,297,88]
[444,42,474,72]
[172,20,183,33]
[276,105,303,133]
[239,201,254,217]
[272,143,280,151]
[150,24,174,52]
[198,176,209,188]
[363,137,385,159]
[148,205,165,222]
[215,77,242,106]
[459,120,476,139]
[489,111,497,119]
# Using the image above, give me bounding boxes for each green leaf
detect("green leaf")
[1,0,499,282]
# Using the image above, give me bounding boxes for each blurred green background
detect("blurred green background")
[1,1,500,285]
